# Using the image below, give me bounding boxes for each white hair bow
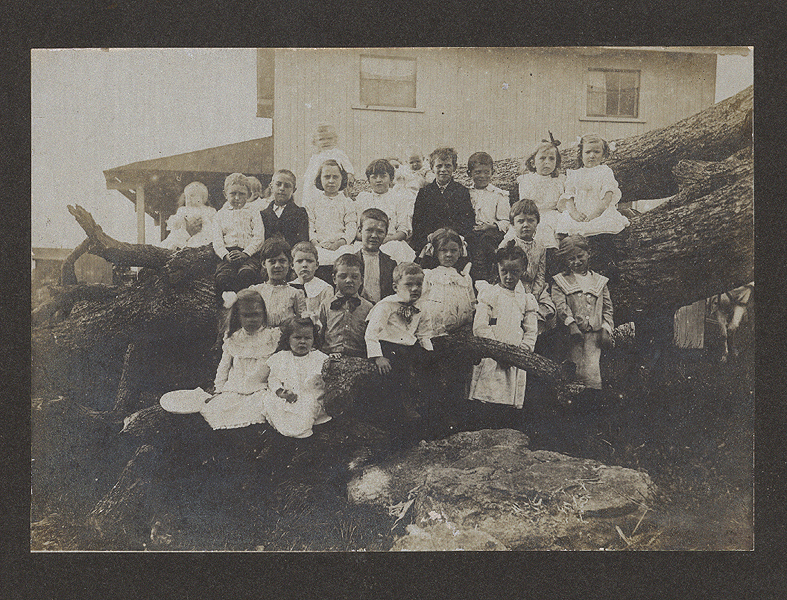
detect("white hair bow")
[222,291,238,309]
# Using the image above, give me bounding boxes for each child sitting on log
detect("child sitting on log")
[159,288,277,430]
[247,238,307,333]
[213,173,266,293]
[259,316,332,438]
[160,181,216,251]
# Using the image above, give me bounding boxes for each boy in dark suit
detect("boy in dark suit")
[259,169,309,249]
[355,208,397,304]
[410,147,476,261]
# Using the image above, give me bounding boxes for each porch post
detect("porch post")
[136,184,146,244]
[159,211,167,242]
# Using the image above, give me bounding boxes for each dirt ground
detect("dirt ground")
[31,324,754,552]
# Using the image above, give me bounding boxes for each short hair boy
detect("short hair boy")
[290,240,333,314]
[467,151,510,281]
[364,262,433,432]
[213,173,266,292]
[356,208,397,304]
[410,147,476,258]
[319,253,373,358]
[260,170,310,250]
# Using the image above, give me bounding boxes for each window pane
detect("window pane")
[360,55,416,108]
[587,69,639,118]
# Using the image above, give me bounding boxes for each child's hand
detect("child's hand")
[575,315,592,332]
[276,388,298,403]
[601,329,613,350]
[227,249,246,262]
[329,353,343,360]
[185,217,203,237]
[375,356,392,375]
[569,322,583,338]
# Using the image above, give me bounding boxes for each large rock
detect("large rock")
[347,429,655,551]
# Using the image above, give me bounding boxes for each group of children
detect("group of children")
[160,125,627,443]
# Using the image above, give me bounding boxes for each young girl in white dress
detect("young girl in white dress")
[420,228,475,337]
[508,134,565,250]
[304,160,357,266]
[160,181,217,250]
[469,241,538,410]
[354,158,416,263]
[260,316,331,438]
[159,288,278,430]
[555,133,629,237]
[301,123,355,207]
[247,238,307,331]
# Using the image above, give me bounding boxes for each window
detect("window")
[587,69,640,118]
[360,55,416,109]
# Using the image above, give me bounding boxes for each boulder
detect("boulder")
[347,429,655,551]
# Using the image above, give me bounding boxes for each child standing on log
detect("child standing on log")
[469,242,538,426]
[550,235,613,393]
[260,316,332,438]
[159,289,277,430]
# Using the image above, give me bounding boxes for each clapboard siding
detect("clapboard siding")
[271,48,716,199]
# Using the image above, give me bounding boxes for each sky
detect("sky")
[31,48,753,250]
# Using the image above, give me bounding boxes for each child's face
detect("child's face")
[225,184,250,209]
[470,164,493,189]
[436,240,461,268]
[185,187,207,207]
[270,173,296,206]
[292,250,318,283]
[333,264,363,297]
[315,132,338,150]
[512,213,538,241]
[320,165,342,196]
[360,218,387,253]
[289,325,314,357]
[432,158,455,185]
[498,258,526,291]
[369,172,392,194]
[394,273,424,303]
[582,141,605,168]
[534,148,558,176]
[264,252,291,283]
[408,155,423,171]
[238,300,266,334]
[566,249,590,275]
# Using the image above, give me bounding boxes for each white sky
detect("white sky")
[31,48,753,250]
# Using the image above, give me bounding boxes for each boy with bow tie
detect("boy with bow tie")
[365,263,434,434]
[319,253,373,358]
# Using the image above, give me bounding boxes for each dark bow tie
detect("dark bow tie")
[331,295,362,311]
[396,303,420,323]
[289,282,307,297]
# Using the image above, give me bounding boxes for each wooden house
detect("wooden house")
[257,47,747,201]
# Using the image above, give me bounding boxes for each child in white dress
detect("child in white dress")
[260,316,331,438]
[247,238,307,331]
[420,228,475,337]
[469,241,538,411]
[159,288,278,430]
[301,123,355,207]
[304,159,357,266]
[160,181,217,251]
[406,148,435,192]
[555,133,629,237]
[354,159,416,263]
[510,134,566,249]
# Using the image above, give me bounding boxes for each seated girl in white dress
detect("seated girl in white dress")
[159,288,278,430]
[159,181,217,251]
[260,316,331,438]
[555,133,629,237]
[354,159,416,264]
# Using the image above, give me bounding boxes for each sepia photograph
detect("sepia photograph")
[31,47,753,551]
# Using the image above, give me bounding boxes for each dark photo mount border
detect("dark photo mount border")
[7,2,782,599]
